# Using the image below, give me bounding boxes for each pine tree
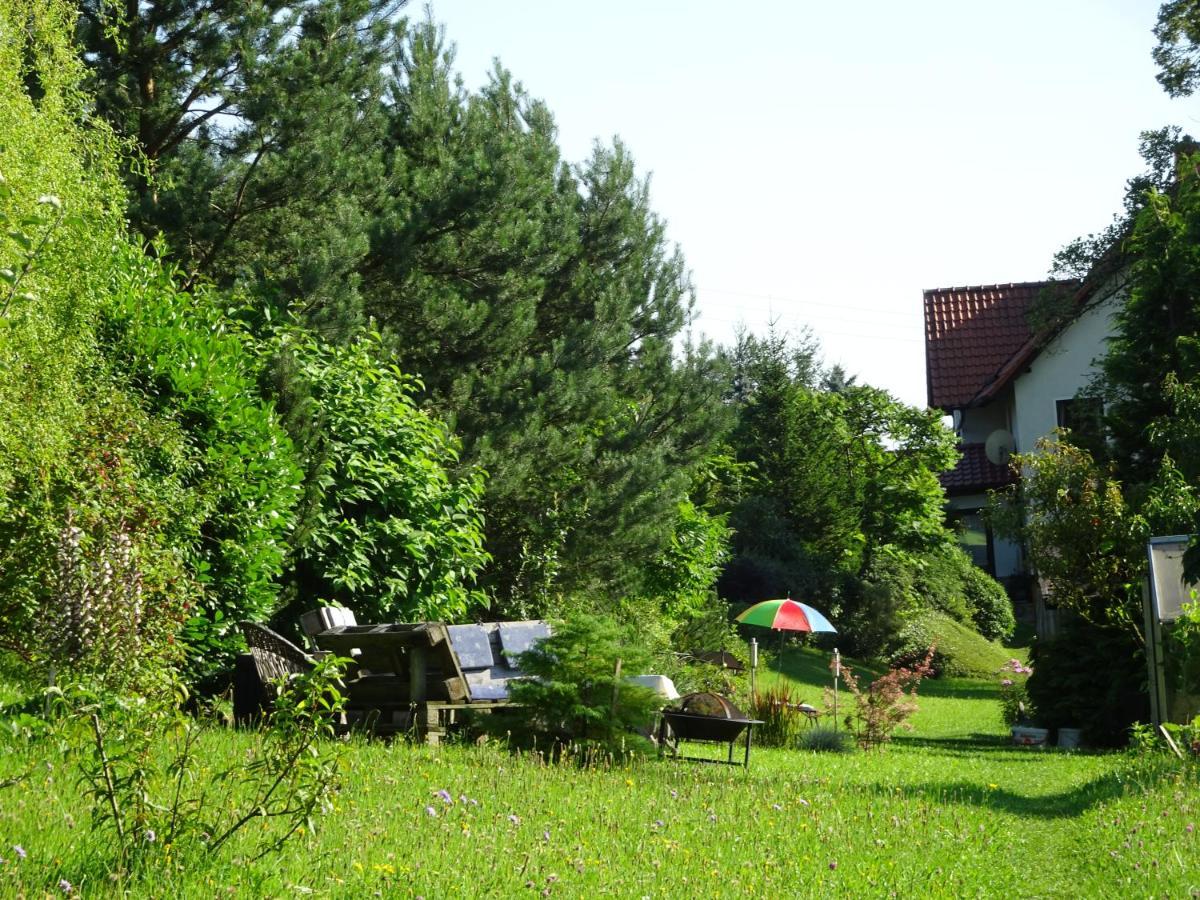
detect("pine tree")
[366,26,729,612]
[78,0,404,336]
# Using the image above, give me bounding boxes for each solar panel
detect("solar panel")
[464,670,510,701]
[497,621,551,667]
[447,624,495,670]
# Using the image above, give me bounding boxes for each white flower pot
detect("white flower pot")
[1057,727,1082,749]
[1011,726,1048,747]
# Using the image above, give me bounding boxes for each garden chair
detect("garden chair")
[235,621,338,726]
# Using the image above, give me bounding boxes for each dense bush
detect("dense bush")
[914,545,1015,642]
[839,550,921,660]
[1027,618,1149,747]
[0,0,195,684]
[962,564,1016,642]
[101,255,304,678]
[277,332,489,624]
[796,726,854,753]
[488,615,664,759]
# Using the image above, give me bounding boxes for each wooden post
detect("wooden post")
[410,645,427,703]
[611,658,623,715]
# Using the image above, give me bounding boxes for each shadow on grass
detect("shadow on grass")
[864,768,1129,819]
[893,733,1011,752]
[889,734,1085,764]
[915,680,999,700]
[764,648,1001,700]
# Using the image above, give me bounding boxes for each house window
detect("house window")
[1055,396,1105,454]
[949,510,993,574]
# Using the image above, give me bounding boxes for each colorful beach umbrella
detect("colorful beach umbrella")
[735,598,837,633]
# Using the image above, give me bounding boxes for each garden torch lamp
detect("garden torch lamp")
[750,638,758,699]
[833,647,840,732]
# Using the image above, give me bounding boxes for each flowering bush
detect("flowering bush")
[828,649,934,750]
[998,658,1035,726]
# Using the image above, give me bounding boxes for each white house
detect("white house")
[922,277,1124,625]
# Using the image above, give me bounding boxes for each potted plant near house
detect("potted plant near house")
[999,659,1048,746]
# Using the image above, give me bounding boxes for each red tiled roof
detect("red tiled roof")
[940,442,1016,495]
[923,281,1079,410]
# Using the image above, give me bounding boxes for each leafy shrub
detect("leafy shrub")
[278,331,489,624]
[840,549,921,660]
[829,648,934,750]
[0,0,190,684]
[490,615,663,759]
[3,389,197,690]
[912,545,1014,642]
[51,654,348,870]
[796,726,853,753]
[963,564,1016,641]
[101,254,303,679]
[1027,618,1149,747]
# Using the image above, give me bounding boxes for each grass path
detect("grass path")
[2,649,1197,897]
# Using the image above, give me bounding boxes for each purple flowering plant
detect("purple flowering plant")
[998,658,1035,726]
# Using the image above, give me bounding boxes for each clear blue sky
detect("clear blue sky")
[424,0,1192,407]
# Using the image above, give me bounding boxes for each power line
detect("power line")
[698,285,920,318]
[691,314,924,344]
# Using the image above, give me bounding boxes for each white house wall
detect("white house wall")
[1012,289,1124,454]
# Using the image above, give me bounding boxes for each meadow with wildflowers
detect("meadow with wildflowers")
[2,647,1197,898]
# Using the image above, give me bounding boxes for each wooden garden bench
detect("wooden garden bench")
[233,621,320,725]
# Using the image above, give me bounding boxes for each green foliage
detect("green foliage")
[842,548,921,660]
[80,0,404,336]
[912,544,1015,642]
[0,0,123,489]
[0,0,197,683]
[991,440,1198,638]
[638,501,731,624]
[721,330,962,658]
[1154,0,1200,97]
[100,250,303,675]
[366,22,731,613]
[277,332,489,623]
[49,655,348,872]
[1,384,197,683]
[494,615,664,758]
[962,564,1017,642]
[84,6,731,617]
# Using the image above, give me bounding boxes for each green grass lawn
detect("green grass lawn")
[2,649,1197,897]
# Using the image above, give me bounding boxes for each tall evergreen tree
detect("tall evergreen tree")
[78,0,403,336]
[367,24,729,612]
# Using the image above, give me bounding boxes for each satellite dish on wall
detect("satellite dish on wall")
[985,429,1015,466]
